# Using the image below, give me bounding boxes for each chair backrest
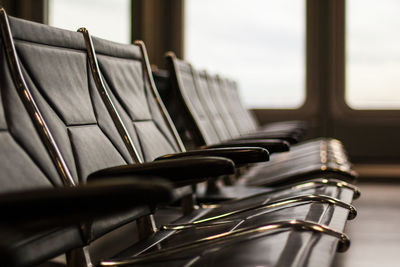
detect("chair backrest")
[227,79,259,131]
[167,54,247,146]
[88,37,184,162]
[217,76,256,135]
[205,73,241,139]
[0,13,86,267]
[6,14,151,244]
[166,54,221,147]
[195,70,233,143]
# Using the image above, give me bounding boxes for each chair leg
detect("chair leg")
[66,246,93,267]
[181,194,197,215]
[137,214,157,240]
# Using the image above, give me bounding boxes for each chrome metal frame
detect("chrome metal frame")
[290,178,360,199]
[78,28,143,164]
[134,40,186,152]
[66,246,93,267]
[232,178,360,204]
[161,194,356,230]
[100,220,350,266]
[165,51,210,146]
[0,8,76,187]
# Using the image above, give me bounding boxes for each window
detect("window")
[185,0,305,108]
[48,0,131,44]
[346,0,400,109]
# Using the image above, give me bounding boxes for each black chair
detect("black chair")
[165,54,357,187]
[217,76,307,141]
[82,27,357,267]
[0,11,357,267]
[0,10,182,267]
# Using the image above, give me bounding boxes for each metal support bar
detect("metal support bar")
[162,194,356,230]
[100,220,350,266]
[0,8,76,187]
[290,178,360,199]
[78,28,143,164]
[137,215,157,241]
[66,246,93,267]
[180,194,197,216]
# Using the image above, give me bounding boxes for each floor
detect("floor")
[333,182,400,267]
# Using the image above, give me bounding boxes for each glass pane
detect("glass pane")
[48,0,131,44]
[185,0,305,108]
[346,0,400,109]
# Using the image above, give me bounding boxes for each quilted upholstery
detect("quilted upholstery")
[93,37,180,162]
[0,17,85,267]
[8,16,150,241]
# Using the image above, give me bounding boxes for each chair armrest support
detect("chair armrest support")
[155,147,269,165]
[206,139,290,153]
[88,157,235,187]
[0,177,175,226]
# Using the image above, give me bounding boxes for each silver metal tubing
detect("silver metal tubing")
[161,194,357,230]
[137,215,157,241]
[290,178,361,199]
[206,178,360,209]
[134,40,186,152]
[100,220,350,266]
[66,246,93,267]
[78,28,143,164]
[0,8,76,187]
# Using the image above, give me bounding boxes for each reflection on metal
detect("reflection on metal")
[161,194,357,230]
[78,28,143,164]
[201,178,360,209]
[66,246,93,267]
[100,220,350,266]
[0,8,76,187]
[137,215,157,240]
[134,40,186,152]
[290,178,361,199]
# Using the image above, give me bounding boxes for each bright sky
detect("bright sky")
[49,0,400,109]
[346,0,400,109]
[186,0,400,109]
[185,0,305,108]
[48,0,131,44]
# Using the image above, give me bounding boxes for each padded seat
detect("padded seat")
[83,31,357,265]
[165,54,356,187]
[0,12,358,267]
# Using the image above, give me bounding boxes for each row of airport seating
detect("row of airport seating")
[0,9,359,267]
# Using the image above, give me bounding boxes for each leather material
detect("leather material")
[86,35,356,267]
[0,226,84,267]
[155,147,270,165]
[207,139,290,153]
[168,58,221,146]
[5,16,154,249]
[0,15,356,267]
[96,49,180,162]
[165,55,356,187]
[0,181,174,226]
[113,185,353,267]
[88,157,235,186]
[0,17,86,267]
[165,55,303,147]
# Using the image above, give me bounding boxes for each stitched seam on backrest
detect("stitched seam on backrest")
[86,62,132,165]
[1,88,57,186]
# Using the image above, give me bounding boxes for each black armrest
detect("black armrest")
[0,177,175,227]
[155,147,269,165]
[88,157,235,187]
[233,133,299,144]
[206,139,290,153]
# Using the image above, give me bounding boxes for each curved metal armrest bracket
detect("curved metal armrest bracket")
[290,178,361,200]
[100,220,350,266]
[162,194,357,231]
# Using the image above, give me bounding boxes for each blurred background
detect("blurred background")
[3,0,400,178]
